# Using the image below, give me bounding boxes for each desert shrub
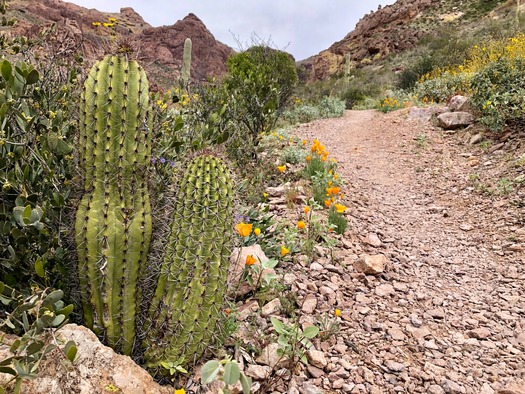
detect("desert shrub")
[224,44,298,158]
[414,72,471,103]
[397,54,436,90]
[317,96,345,118]
[0,28,82,290]
[341,86,366,109]
[281,104,319,124]
[470,57,525,131]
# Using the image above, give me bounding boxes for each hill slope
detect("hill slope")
[304,0,520,81]
[4,0,233,88]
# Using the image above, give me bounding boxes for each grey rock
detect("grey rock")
[449,95,473,112]
[437,112,475,130]
[442,379,464,393]
[385,360,405,372]
[245,365,271,380]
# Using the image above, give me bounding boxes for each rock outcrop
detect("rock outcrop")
[306,0,439,81]
[0,324,172,394]
[5,0,233,89]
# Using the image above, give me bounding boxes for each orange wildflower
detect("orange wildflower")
[235,223,253,237]
[297,221,306,229]
[245,255,257,266]
[277,165,286,173]
[280,246,290,257]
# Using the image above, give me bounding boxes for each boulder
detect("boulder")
[0,324,172,394]
[449,95,473,112]
[437,112,475,130]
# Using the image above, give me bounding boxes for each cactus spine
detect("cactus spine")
[75,54,152,355]
[181,37,192,88]
[144,155,234,367]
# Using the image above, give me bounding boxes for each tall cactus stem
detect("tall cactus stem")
[181,37,192,89]
[75,54,152,355]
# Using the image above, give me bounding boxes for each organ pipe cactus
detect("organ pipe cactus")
[144,154,234,368]
[75,54,152,355]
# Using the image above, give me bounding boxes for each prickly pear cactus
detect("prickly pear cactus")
[75,54,152,355]
[144,154,234,367]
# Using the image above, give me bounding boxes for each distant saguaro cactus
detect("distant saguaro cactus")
[75,53,152,356]
[144,154,234,368]
[181,37,192,88]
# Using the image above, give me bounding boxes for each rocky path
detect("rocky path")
[291,110,525,394]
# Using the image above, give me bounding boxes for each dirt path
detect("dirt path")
[292,110,525,394]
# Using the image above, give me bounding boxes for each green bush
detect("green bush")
[414,72,471,103]
[224,44,298,158]
[397,55,436,90]
[0,31,81,289]
[281,105,320,124]
[317,96,345,118]
[470,57,525,131]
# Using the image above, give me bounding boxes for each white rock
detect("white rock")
[375,283,395,297]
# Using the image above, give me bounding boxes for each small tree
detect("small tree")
[225,44,297,158]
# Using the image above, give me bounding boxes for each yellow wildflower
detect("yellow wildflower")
[297,221,306,229]
[306,155,311,162]
[334,204,347,213]
[280,246,290,257]
[334,309,341,317]
[254,227,261,236]
[277,165,286,173]
[175,389,186,394]
[92,21,101,27]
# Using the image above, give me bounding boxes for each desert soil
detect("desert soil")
[285,109,525,394]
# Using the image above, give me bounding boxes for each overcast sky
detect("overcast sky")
[64,1,397,60]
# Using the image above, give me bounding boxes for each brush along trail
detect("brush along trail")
[288,109,525,393]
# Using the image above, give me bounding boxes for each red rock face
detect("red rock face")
[306,0,439,81]
[7,0,233,89]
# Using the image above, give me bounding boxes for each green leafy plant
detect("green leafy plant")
[201,358,252,394]
[328,206,348,235]
[0,284,76,394]
[270,317,319,367]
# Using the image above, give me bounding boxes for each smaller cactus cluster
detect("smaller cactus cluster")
[144,155,234,367]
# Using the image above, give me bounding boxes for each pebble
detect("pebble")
[375,283,395,297]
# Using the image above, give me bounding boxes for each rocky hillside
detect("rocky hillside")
[4,0,233,89]
[304,0,519,81]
